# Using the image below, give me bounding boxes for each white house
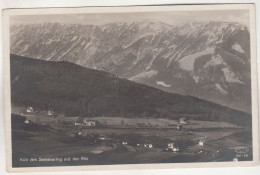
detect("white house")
[144,144,153,148]
[26,107,33,113]
[172,147,179,152]
[74,122,82,126]
[99,136,105,141]
[168,143,174,149]
[179,117,187,124]
[199,140,204,146]
[24,119,30,124]
[47,110,53,116]
[122,141,128,145]
[78,131,82,136]
[166,143,179,152]
[83,120,96,126]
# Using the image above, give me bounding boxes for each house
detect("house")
[136,143,140,146]
[166,143,179,152]
[47,110,53,116]
[198,140,204,146]
[83,120,96,127]
[144,144,153,148]
[198,150,203,154]
[74,122,82,126]
[172,147,179,152]
[99,136,106,141]
[24,119,30,124]
[179,117,187,124]
[168,143,174,149]
[26,107,33,113]
[122,141,128,145]
[78,131,82,136]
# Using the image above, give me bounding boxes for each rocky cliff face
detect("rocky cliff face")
[10,21,251,113]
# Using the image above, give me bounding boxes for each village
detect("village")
[11,106,251,164]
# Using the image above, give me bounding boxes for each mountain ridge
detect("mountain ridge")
[10,21,251,113]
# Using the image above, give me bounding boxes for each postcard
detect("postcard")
[2,4,259,172]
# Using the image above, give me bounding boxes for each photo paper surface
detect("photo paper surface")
[2,4,259,172]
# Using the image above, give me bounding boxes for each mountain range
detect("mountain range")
[10,21,251,113]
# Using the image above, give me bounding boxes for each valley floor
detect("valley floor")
[11,107,252,167]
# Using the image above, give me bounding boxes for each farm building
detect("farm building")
[144,144,153,148]
[172,147,179,152]
[168,143,174,149]
[26,107,33,113]
[99,136,106,141]
[198,150,203,154]
[47,110,54,116]
[24,119,30,124]
[74,122,82,126]
[165,147,179,152]
[166,143,179,152]
[198,140,205,146]
[83,120,96,126]
[179,117,187,124]
[122,141,128,145]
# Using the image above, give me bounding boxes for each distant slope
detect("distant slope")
[10,54,251,126]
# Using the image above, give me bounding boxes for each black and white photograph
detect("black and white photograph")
[2,4,259,172]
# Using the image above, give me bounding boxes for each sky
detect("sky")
[10,10,249,28]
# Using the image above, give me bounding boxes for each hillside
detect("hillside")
[10,54,251,126]
[10,21,251,113]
